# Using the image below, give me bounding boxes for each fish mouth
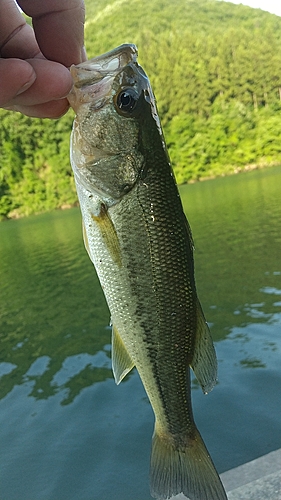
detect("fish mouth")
[68,44,138,112]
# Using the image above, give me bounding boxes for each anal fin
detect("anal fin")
[112,325,135,385]
[190,300,217,394]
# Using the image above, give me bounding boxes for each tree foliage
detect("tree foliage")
[0,110,76,218]
[1,0,281,218]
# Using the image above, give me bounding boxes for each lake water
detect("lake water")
[0,166,280,500]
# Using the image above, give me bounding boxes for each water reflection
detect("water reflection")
[234,320,279,370]
[180,166,281,340]
[240,358,266,369]
[0,167,280,499]
[0,209,111,402]
[191,310,280,391]
[1,168,280,402]
[17,351,113,405]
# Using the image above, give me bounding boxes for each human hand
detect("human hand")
[0,0,85,118]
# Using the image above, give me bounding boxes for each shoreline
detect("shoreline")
[185,160,281,184]
[2,162,280,221]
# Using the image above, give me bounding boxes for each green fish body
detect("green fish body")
[68,44,227,500]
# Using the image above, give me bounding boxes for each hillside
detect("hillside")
[1,0,281,219]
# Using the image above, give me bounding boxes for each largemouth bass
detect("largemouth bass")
[68,44,227,500]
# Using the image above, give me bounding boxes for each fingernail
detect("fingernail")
[81,46,87,62]
[16,73,36,97]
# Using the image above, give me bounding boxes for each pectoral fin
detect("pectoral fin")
[190,300,217,394]
[112,325,135,385]
[92,203,122,267]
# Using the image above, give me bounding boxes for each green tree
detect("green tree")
[2,0,281,219]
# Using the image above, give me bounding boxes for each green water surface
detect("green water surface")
[0,166,280,500]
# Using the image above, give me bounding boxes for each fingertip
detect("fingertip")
[57,66,74,98]
[15,71,37,96]
[12,98,71,119]
[11,59,73,107]
[81,46,87,62]
[0,59,36,106]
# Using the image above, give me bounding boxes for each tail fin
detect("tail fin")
[150,427,227,500]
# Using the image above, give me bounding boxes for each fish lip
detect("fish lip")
[68,44,138,111]
[69,44,138,89]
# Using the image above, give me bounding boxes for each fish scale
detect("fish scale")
[68,43,227,500]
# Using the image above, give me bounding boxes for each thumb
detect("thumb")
[0,58,36,107]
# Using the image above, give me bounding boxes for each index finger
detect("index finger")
[18,0,86,66]
[0,0,40,58]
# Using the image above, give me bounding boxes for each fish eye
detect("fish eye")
[115,88,139,115]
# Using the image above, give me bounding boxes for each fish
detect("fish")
[67,44,227,500]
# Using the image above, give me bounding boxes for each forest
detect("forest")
[1,0,281,219]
